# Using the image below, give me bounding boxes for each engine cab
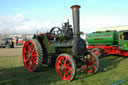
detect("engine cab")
[48,20,73,42]
[118,31,128,50]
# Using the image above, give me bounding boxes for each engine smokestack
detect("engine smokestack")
[71,5,81,37]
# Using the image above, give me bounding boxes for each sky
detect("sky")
[0,0,128,34]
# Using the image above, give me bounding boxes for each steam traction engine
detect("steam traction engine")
[22,5,99,81]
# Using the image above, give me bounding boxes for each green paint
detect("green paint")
[118,32,128,50]
[42,35,72,54]
[87,31,117,45]
[118,32,123,48]
[42,35,55,53]
[87,30,128,51]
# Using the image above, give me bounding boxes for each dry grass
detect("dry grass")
[0,46,22,57]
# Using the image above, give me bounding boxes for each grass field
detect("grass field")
[0,47,128,85]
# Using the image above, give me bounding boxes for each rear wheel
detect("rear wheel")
[81,52,99,74]
[22,39,43,72]
[55,53,76,81]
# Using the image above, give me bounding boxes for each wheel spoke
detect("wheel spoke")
[32,47,37,61]
[62,57,65,63]
[32,54,37,57]
[29,45,32,51]
[24,50,29,54]
[64,71,69,79]
[66,66,72,69]
[30,57,34,63]
[27,44,30,50]
[66,61,71,67]
[60,69,64,73]
[59,62,63,66]
[68,69,72,75]
[28,61,32,68]
[27,60,30,66]
[31,59,35,67]
[33,55,37,60]
[29,64,32,69]
[81,65,88,72]
[27,43,33,52]
[24,58,29,62]
[91,57,95,62]
[92,66,97,70]
[88,66,93,73]
[64,72,66,78]
[92,62,97,65]
[31,43,34,48]
[32,54,37,61]
[64,57,68,64]
[28,58,35,69]
[32,48,36,54]
[31,57,36,63]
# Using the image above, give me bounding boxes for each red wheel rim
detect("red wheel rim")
[22,40,37,71]
[81,54,98,73]
[56,56,73,80]
[92,50,99,56]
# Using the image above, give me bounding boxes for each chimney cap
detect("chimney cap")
[71,5,81,10]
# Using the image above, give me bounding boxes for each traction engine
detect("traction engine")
[22,5,99,81]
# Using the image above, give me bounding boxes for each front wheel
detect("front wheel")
[81,52,99,74]
[55,53,76,81]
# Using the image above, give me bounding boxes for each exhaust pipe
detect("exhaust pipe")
[71,5,81,37]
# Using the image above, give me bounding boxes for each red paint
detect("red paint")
[88,45,128,56]
[56,55,73,81]
[18,40,25,44]
[92,49,99,56]
[40,33,46,36]
[48,34,53,38]
[22,40,37,71]
[81,54,98,73]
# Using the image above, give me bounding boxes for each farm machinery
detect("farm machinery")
[87,30,128,57]
[22,5,99,81]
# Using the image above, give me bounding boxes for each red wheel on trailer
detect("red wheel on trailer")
[81,52,99,74]
[91,48,101,57]
[22,39,43,72]
[55,53,76,81]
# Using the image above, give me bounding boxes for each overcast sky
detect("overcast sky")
[0,0,128,34]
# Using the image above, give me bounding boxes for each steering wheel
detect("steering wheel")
[50,27,62,35]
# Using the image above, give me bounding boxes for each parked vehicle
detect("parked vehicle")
[0,37,14,48]
[87,30,128,57]
[16,37,27,45]
[18,37,25,45]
